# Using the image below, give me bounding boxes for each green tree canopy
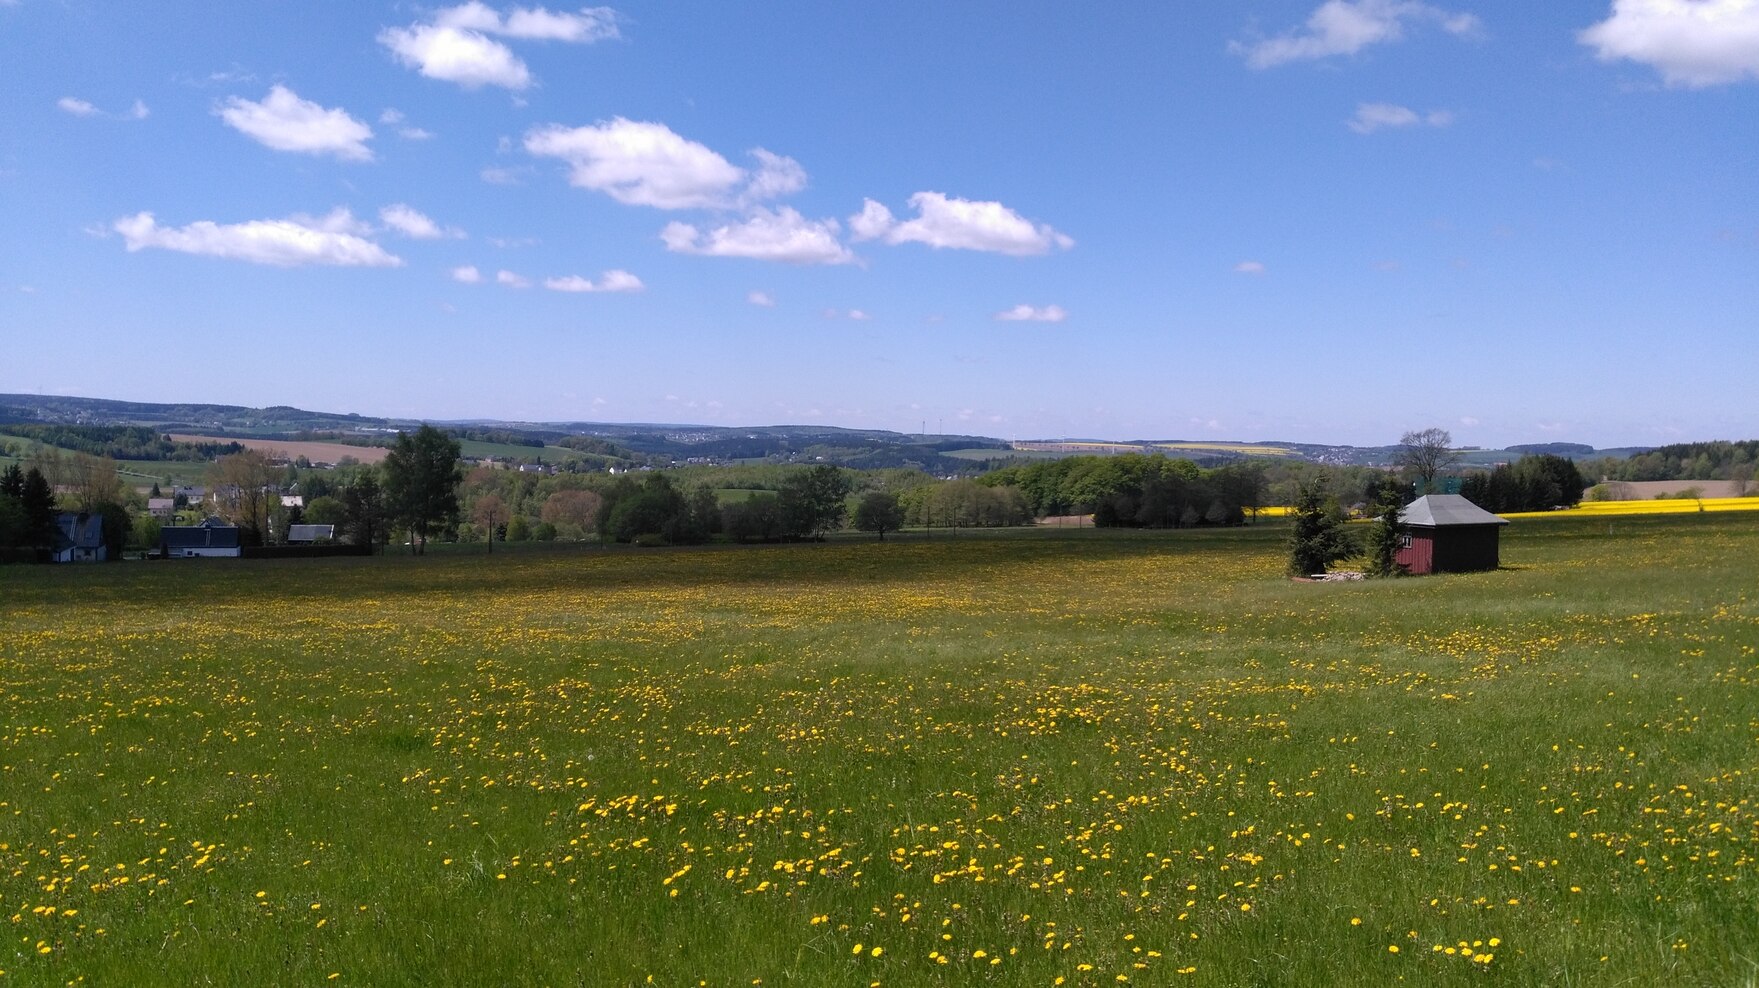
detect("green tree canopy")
[853,491,905,540]
[383,426,462,554]
[1287,477,1356,577]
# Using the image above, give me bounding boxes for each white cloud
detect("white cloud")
[59,96,150,120]
[436,2,620,42]
[217,85,374,161]
[851,192,1072,255]
[1580,0,1759,87]
[544,269,644,293]
[1346,101,1454,133]
[660,207,854,264]
[848,199,895,241]
[994,303,1069,322]
[525,118,800,210]
[380,204,464,239]
[847,309,872,321]
[113,209,402,268]
[1233,260,1267,275]
[381,4,617,90]
[1233,0,1480,69]
[451,265,483,283]
[497,269,532,288]
[744,148,807,202]
[379,24,533,90]
[380,108,433,139]
[747,290,776,307]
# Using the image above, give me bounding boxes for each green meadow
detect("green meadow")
[2,516,1755,986]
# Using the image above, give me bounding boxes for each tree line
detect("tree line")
[2,425,243,461]
[979,454,1268,527]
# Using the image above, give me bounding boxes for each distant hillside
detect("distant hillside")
[0,392,1711,476]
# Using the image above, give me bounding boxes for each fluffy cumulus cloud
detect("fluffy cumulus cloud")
[496,269,532,288]
[850,192,1072,256]
[525,118,803,210]
[451,265,484,283]
[380,4,618,90]
[113,208,402,267]
[1347,102,1453,132]
[1580,0,1759,87]
[379,204,464,239]
[217,86,374,161]
[526,118,742,208]
[661,207,853,264]
[544,269,644,293]
[994,303,1068,322]
[1233,260,1267,275]
[1233,0,1480,69]
[380,24,533,90]
[746,290,776,307]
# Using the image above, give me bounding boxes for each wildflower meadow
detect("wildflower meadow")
[2,515,1756,985]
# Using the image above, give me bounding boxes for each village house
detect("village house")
[51,512,108,563]
[159,517,242,558]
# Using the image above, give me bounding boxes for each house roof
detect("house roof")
[53,512,105,550]
[1399,494,1508,527]
[287,524,334,541]
[161,524,241,549]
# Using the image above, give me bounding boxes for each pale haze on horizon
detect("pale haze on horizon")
[1,1,1755,448]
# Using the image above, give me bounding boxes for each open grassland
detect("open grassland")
[2,518,1757,986]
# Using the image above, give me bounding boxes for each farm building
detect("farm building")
[50,512,108,563]
[1395,495,1508,575]
[160,518,242,558]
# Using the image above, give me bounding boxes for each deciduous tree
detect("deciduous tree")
[779,465,851,540]
[207,450,276,546]
[1398,428,1460,492]
[854,491,904,540]
[539,489,603,540]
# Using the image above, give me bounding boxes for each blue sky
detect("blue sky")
[2,1,1754,447]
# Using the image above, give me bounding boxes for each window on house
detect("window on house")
[1399,533,1412,548]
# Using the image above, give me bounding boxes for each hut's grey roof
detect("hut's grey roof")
[1398,494,1508,527]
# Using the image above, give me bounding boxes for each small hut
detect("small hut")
[1395,495,1507,575]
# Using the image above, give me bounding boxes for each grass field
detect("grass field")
[2,517,1757,985]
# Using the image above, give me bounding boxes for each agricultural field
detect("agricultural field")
[167,434,390,466]
[1010,442,1297,459]
[2,517,1757,985]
